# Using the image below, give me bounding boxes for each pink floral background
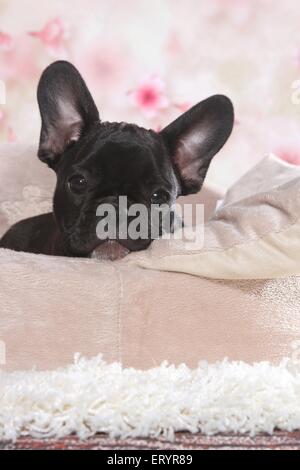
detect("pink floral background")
[1,0,300,188]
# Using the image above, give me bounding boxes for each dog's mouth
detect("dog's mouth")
[90,240,130,261]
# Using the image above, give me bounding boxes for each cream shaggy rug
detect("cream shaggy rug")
[1,354,300,442]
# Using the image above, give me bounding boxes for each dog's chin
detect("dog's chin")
[90,240,130,261]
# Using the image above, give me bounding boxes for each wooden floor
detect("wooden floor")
[2,431,300,450]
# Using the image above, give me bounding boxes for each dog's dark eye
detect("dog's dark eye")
[151,190,170,205]
[68,175,88,194]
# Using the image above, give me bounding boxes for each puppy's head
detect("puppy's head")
[37,61,234,258]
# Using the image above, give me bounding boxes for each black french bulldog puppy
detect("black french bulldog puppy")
[0,61,234,259]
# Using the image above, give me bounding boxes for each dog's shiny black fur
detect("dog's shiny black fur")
[0,61,234,257]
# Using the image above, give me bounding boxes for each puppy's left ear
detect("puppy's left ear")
[37,61,100,169]
[160,95,234,195]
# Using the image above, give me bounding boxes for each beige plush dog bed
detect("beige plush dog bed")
[1,144,300,372]
[1,144,300,441]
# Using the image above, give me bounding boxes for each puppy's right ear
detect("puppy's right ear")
[37,61,100,169]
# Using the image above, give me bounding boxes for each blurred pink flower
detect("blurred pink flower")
[0,111,16,143]
[173,102,192,113]
[276,147,300,165]
[29,18,68,56]
[75,44,125,90]
[0,32,13,50]
[128,75,169,118]
[7,126,16,143]
[0,35,38,81]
